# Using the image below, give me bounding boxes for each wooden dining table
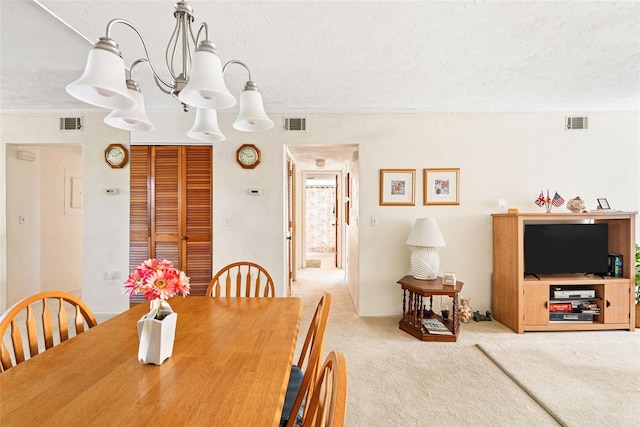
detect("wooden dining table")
[0,296,303,426]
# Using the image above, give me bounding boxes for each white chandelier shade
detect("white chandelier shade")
[233,88,275,132]
[65,48,135,111]
[103,83,154,132]
[187,109,226,142]
[178,42,236,111]
[64,1,273,142]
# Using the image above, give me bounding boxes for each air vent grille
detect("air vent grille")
[566,116,588,130]
[284,117,307,132]
[60,117,82,131]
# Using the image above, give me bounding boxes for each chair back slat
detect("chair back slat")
[57,297,70,342]
[206,262,275,298]
[0,291,97,372]
[26,306,39,358]
[0,341,13,369]
[298,351,347,427]
[42,298,54,349]
[10,319,27,365]
[73,305,87,335]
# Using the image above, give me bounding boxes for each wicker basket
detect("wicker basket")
[636,304,640,328]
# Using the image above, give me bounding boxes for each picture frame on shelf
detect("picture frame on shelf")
[379,169,416,206]
[423,168,460,206]
[597,198,610,210]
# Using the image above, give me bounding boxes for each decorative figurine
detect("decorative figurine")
[567,196,587,213]
[473,310,493,322]
[459,298,473,323]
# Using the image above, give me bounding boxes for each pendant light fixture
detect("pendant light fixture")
[65,1,274,141]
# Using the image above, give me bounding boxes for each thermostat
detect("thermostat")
[104,188,120,195]
[248,188,262,196]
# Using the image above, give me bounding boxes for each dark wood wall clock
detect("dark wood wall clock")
[104,143,129,168]
[236,144,261,169]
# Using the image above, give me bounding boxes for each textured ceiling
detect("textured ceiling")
[1,0,639,114]
[1,1,639,168]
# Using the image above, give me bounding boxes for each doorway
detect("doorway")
[304,173,338,269]
[286,144,358,290]
[4,143,83,307]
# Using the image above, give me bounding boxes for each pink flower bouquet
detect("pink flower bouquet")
[123,259,190,319]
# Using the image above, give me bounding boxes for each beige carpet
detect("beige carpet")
[292,267,640,427]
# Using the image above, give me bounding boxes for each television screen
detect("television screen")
[524,223,609,275]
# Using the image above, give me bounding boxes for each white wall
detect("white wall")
[6,144,83,305]
[40,146,82,295]
[6,144,41,304]
[2,110,639,318]
[1,113,131,313]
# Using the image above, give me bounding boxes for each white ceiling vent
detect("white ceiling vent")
[284,117,307,132]
[60,116,82,131]
[566,116,588,130]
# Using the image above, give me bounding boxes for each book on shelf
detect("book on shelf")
[549,301,600,315]
[421,318,453,335]
[549,312,594,322]
[549,303,573,312]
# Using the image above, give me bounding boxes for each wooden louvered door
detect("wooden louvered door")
[129,146,212,303]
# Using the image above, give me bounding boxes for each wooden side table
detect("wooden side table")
[397,275,464,342]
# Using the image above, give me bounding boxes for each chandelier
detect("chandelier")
[65,0,274,142]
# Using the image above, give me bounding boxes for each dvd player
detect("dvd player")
[553,289,595,299]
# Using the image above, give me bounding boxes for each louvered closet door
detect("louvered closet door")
[181,146,213,296]
[129,146,212,303]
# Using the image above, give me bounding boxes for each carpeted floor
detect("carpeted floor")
[292,267,640,427]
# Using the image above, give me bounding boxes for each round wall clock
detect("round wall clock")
[104,143,129,169]
[236,144,261,169]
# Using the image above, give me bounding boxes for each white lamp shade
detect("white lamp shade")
[103,89,154,132]
[186,109,226,142]
[65,48,135,110]
[232,89,274,132]
[405,218,446,247]
[178,49,235,110]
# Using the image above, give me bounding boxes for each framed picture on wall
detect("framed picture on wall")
[379,169,416,206]
[423,168,460,205]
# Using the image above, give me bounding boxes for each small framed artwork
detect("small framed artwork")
[597,198,610,210]
[423,168,460,205]
[379,169,416,206]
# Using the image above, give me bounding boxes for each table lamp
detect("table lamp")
[405,218,446,280]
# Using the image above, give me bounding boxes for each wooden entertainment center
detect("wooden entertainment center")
[492,211,636,334]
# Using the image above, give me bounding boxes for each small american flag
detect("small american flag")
[552,192,565,207]
[535,191,546,207]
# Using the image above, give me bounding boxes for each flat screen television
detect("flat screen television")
[524,223,609,276]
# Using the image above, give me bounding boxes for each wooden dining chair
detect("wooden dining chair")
[205,261,275,297]
[281,292,332,426]
[0,291,97,372]
[291,351,348,427]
